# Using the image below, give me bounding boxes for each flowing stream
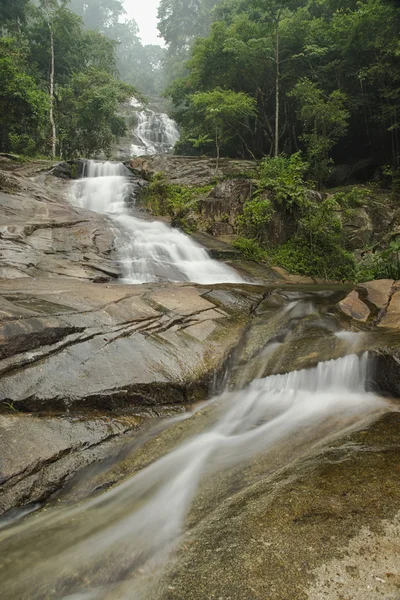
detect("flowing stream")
[0,161,393,600]
[71,160,242,284]
[130,110,180,156]
[0,351,389,600]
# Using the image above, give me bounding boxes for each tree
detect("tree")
[0,0,30,26]
[0,37,48,154]
[259,0,287,156]
[38,0,62,158]
[291,78,349,186]
[191,88,257,169]
[57,68,135,158]
[68,0,126,31]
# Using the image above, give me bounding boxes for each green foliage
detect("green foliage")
[234,154,356,280]
[143,172,212,219]
[68,0,167,95]
[333,187,370,208]
[290,79,349,186]
[57,69,134,158]
[0,37,48,155]
[271,237,356,281]
[382,165,400,198]
[237,197,275,242]
[167,0,400,169]
[358,239,400,282]
[190,88,257,157]
[232,237,268,262]
[258,153,308,210]
[9,134,37,156]
[0,1,138,157]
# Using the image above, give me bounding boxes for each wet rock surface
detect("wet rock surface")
[0,275,259,511]
[0,412,152,514]
[157,411,400,600]
[0,167,119,281]
[0,279,257,413]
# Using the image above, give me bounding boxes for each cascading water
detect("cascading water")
[71,160,242,284]
[0,352,388,600]
[130,110,180,156]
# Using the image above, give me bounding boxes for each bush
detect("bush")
[357,239,400,281]
[271,237,356,281]
[333,186,370,208]
[237,196,275,242]
[142,172,212,218]
[232,237,268,262]
[9,133,37,156]
[258,152,309,211]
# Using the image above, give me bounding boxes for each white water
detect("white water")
[0,353,388,600]
[71,160,242,284]
[130,110,180,156]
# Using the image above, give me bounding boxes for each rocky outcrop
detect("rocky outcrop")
[0,275,261,512]
[338,279,397,325]
[199,179,254,235]
[127,155,257,187]
[0,279,258,414]
[0,412,152,514]
[339,289,371,321]
[0,168,119,281]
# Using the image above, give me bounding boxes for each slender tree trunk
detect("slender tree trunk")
[215,125,220,174]
[48,23,56,158]
[274,26,279,157]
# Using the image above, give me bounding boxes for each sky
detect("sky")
[123,0,165,46]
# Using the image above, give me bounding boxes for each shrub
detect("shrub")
[232,237,268,262]
[258,152,309,211]
[237,196,275,242]
[333,187,370,208]
[357,239,400,281]
[271,237,356,281]
[142,172,212,218]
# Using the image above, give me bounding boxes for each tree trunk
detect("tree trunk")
[215,125,220,175]
[274,26,279,157]
[48,23,56,159]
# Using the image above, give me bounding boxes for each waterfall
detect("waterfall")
[130,110,180,156]
[71,160,242,284]
[0,353,388,600]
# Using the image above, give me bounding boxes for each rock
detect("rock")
[191,231,241,260]
[200,179,254,233]
[358,278,394,311]
[0,170,119,281]
[378,288,400,329]
[0,278,257,414]
[368,349,400,397]
[0,413,152,514]
[157,412,400,600]
[339,289,370,321]
[126,155,257,187]
[343,207,373,249]
[271,265,316,284]
[50,159,86,179]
